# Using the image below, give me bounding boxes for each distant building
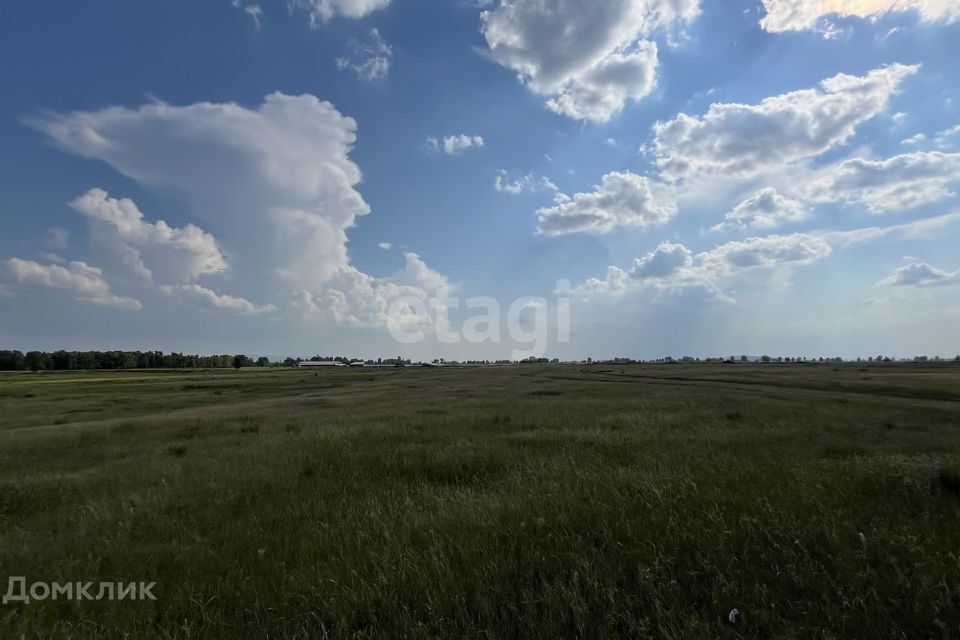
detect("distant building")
[298,361,345,368]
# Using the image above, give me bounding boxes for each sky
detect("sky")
[1,0,959,361]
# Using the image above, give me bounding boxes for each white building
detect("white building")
[297,361,345,368]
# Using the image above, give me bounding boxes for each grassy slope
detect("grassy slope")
[1,364,959,639]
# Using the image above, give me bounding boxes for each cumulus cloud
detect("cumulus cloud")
[877,262,960,287]
[3,258,142,310]
[336,28,392,82]
[426,134,485,155]
[27,93,453,332]
[69,188,227,284]
[296,252,451,329]
[567,233,831,301]
[711,188,809,231]
[703,233,831,270]
[653,64,918,180]
[544,43,659,122]
[28,93,369,297]
[805,151,960,213]
[288,0,391,25]
[629,241,694,279]
[759,0,960,33]
[160,284,276,315]
[480,0,699,122]
[495,170,558,194]
[536,171,675,236]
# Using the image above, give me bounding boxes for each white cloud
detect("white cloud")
[567,233,831,301]
[297,252,451,329]
[231,1,262,29]
[805,151,960,213]
[4,258,142,310]
[480,0,699,122]
[711,188,809,231]
[160,283,276,315]
[900,133,926,146]
[653,64,918,180]
[245,4,263,29]
[29,93,370,297]
[288,0,391,25]
[544,43,659,122]
[38,253,65,264]
[822,210,960,246]
[27,93,454,332]
[336,28,392,82]
[69,188,227,284]
[629,241,694,279]
[426,134,485,155]
[704,233,831,271]
[377,242,393,250]
[536,171,675,236]
[759,0,960,33]
[494,170,558,194]
[934,123,960,148]
[877,262,960,287]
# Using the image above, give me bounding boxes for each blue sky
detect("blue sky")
[1,0,958,360]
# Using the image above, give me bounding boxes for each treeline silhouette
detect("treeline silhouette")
[0,350,278,371]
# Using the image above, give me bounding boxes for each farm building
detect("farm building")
[297,361,346,368]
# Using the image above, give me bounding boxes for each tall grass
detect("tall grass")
[1,365,959,638]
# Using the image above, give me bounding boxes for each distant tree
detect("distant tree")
[24,351,52,372]
[282,357,298,367]
[0,350,25,371]
[256,357,270,368]
[233,355,251,369]
[740,355,748,362]
[761,355,771,363]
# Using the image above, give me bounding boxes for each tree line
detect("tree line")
[0,350,279,372]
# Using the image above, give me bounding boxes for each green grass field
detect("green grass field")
[2,364,960,638]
